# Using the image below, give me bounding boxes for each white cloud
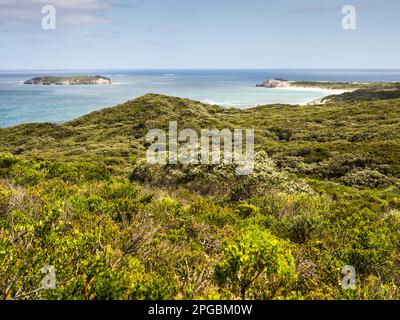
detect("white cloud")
[0,0,143,9]
[0,0,105,9]
[33,0,105,10]
[291,2,374,14]
[0,0,133,28]
[61,13,111,26]
[143,26,179,33]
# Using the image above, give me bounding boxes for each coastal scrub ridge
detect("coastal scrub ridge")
[0,83,400,300]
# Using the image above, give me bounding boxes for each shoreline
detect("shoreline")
[272,86,352,94]
[255,79,359,105]
[272,86,354,105]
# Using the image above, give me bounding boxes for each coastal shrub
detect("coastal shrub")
[188,197,237,227]
[0,185,10,213]
[8,160,111,187]
[311,153,371,179]
[0,178,177,300]
[0,150,399,300]
[340,169,391,188]
[46,162,111,183]
[1,93,400,300]
[280,210,325,244]
[236,204,259,218]
[238,193,327,245]
[130,152,312,201]
[0,153,17,168]
[214,228,297,300]
[9,161,46,186]
[384,210,400,231]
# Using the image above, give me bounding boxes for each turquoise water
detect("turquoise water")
[1,69,400,128]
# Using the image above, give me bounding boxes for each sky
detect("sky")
[0,0,399,69]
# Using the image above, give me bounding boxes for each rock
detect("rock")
[256,79,291,88]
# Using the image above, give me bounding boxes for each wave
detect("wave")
[201,99,240,107]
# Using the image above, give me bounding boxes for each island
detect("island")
[255,79,398,90]
[24,75,112,85]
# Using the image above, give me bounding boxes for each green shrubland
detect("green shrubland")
[0,87,399,300]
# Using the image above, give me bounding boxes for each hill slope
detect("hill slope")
[1,92,399,181]
[0,90,399,300]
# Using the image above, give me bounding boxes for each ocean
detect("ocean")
[1,69,400,128]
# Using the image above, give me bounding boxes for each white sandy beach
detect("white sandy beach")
[273,86,352,95]
[271,86,354,105]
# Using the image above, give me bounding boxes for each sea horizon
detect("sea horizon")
[2,68,400,75]
[1,68,400,128]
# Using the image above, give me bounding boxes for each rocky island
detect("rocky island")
[256,79,292,88]
[24,75,112,85]
[256,79,384,90]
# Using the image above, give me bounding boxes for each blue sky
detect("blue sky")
[0,0,399,69]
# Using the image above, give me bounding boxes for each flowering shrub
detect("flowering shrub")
[130,152,312,201]
[340,169,392,188]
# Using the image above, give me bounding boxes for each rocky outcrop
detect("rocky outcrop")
[256,79,374,90]
[24,75,112,85]
[256,79,291,88]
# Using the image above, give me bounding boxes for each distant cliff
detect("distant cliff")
[24,75,112,85]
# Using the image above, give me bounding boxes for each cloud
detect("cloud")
[109,0,146,8]
[0,0,105,10]
[40,0,148,9]
[136,39,166,50]
[61,13,111,26]
[290,2,374,14]
[143,26,179,33]
[0,0,142,29]
[34,0,105,10]
[290,4,341,14]
[0,6,39,30]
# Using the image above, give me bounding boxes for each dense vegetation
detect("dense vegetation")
[325,82,400,102]
[292,81,400,90]
[0,87,399,300]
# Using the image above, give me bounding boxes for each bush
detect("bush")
[8,160,111,186]
[236,204,259,218]
[0,153,17,168]
[130,152,312,201]
[0,185,10,213]
[214,228,297,299]
[340,169,391,188]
